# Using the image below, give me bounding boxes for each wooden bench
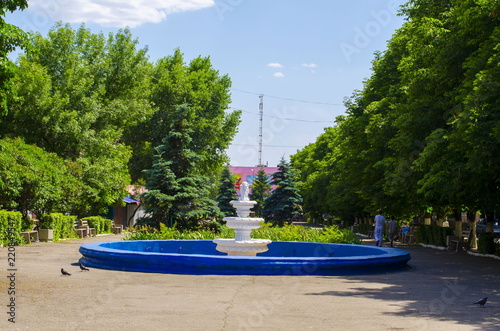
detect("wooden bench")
[80,219,97,237]
[74,219,86,238]
[21,230,39,244]
[402,229,415,244]
[447,229,472,252]
[112,222,123,235]
[75,219,96,237]
[21,219,39,244]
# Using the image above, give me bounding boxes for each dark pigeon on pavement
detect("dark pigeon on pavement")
[79,262,89,271]
[474,297,488,307]
[61,268,71,276]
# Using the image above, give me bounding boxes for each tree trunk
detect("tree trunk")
[485,211,495,233]
[465,211,477,249]
[453,210,462,236]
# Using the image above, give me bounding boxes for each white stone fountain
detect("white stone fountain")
[213,182,272,256]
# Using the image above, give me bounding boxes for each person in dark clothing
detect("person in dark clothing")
[387,216,398,247]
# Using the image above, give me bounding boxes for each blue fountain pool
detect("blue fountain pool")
[79,240,411,276]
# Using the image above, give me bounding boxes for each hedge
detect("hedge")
[0,210,24,246]
[477,232,497,255]
[415,225,454,246]
[39,213,77,241]
[82,216,112,234]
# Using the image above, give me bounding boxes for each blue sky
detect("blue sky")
[7,0,406,167]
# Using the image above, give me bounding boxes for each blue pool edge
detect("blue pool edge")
[79,240,411,276]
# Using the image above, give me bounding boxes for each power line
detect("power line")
[236,109,334,123]
[230,88,344,106]
[231,143,305,148]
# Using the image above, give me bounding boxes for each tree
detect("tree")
[0,0,28,115]
[2,23,153,216]
[216,165,237,218]
[140,105,220,229]
[291,0,500,224]
[0,137,79,217]
[249,167,272,217]
[263,159,302,226]
[125,49,241,183]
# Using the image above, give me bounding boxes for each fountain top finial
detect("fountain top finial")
[240,181,250,201]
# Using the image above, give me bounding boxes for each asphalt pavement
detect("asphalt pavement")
[1,233,499,331]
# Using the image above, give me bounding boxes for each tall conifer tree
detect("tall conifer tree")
[140,105,220,229]
[263,159,302,226]
[216,165,237,218]
[250,167,271,217]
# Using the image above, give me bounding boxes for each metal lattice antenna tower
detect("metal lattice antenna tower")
[258,94,263,166]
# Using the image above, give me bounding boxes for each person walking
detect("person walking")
[387,216,398,247]
[374,211,386,247]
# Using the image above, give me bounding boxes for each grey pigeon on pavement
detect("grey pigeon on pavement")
[61,268,71,276]
[79,262,89,271]
[474,297,487,307]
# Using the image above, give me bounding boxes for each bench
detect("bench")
[21,219,39,244]
[447,229,472,252]
[112,222,123,235]
[74,219,86,238]
[80,220,97,237]
[402,229,415,244]
[21,230,39,244]
[75,219,96,237]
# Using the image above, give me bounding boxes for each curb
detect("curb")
[418,243,500,260]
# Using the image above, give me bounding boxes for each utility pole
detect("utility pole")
[258,94,263,167]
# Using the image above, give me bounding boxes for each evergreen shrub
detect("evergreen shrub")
[477,232,496,255]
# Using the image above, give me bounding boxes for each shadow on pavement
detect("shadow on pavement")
[307,243,500,330]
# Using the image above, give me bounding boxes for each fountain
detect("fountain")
[79,182,411,275]
[212,182,271,256]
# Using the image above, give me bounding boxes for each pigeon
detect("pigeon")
[61,268,71,276]
[79,262,89,271]
[474,297,488,307]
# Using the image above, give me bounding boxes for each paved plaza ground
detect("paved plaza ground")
[1,233,499,330]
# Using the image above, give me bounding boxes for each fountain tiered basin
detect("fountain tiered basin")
[212,198,271,256]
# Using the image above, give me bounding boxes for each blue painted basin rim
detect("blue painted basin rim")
[79,240,411,276]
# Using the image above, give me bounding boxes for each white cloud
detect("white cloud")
[273,72,285,78]
[267,62,284,68]
[28,0,215,28]
[301,63,317,68]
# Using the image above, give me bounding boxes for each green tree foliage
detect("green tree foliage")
[140,105,220,230]
[2,23,154,216]
[0,210,23,245]
[0,22,241,219]
[263,159,302,227]
[292,0,500,222]
[0,137,78,217]
[0,0,28,115]
[125,48,241,183]
[216,165,237,218]
[249,167,272,217]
